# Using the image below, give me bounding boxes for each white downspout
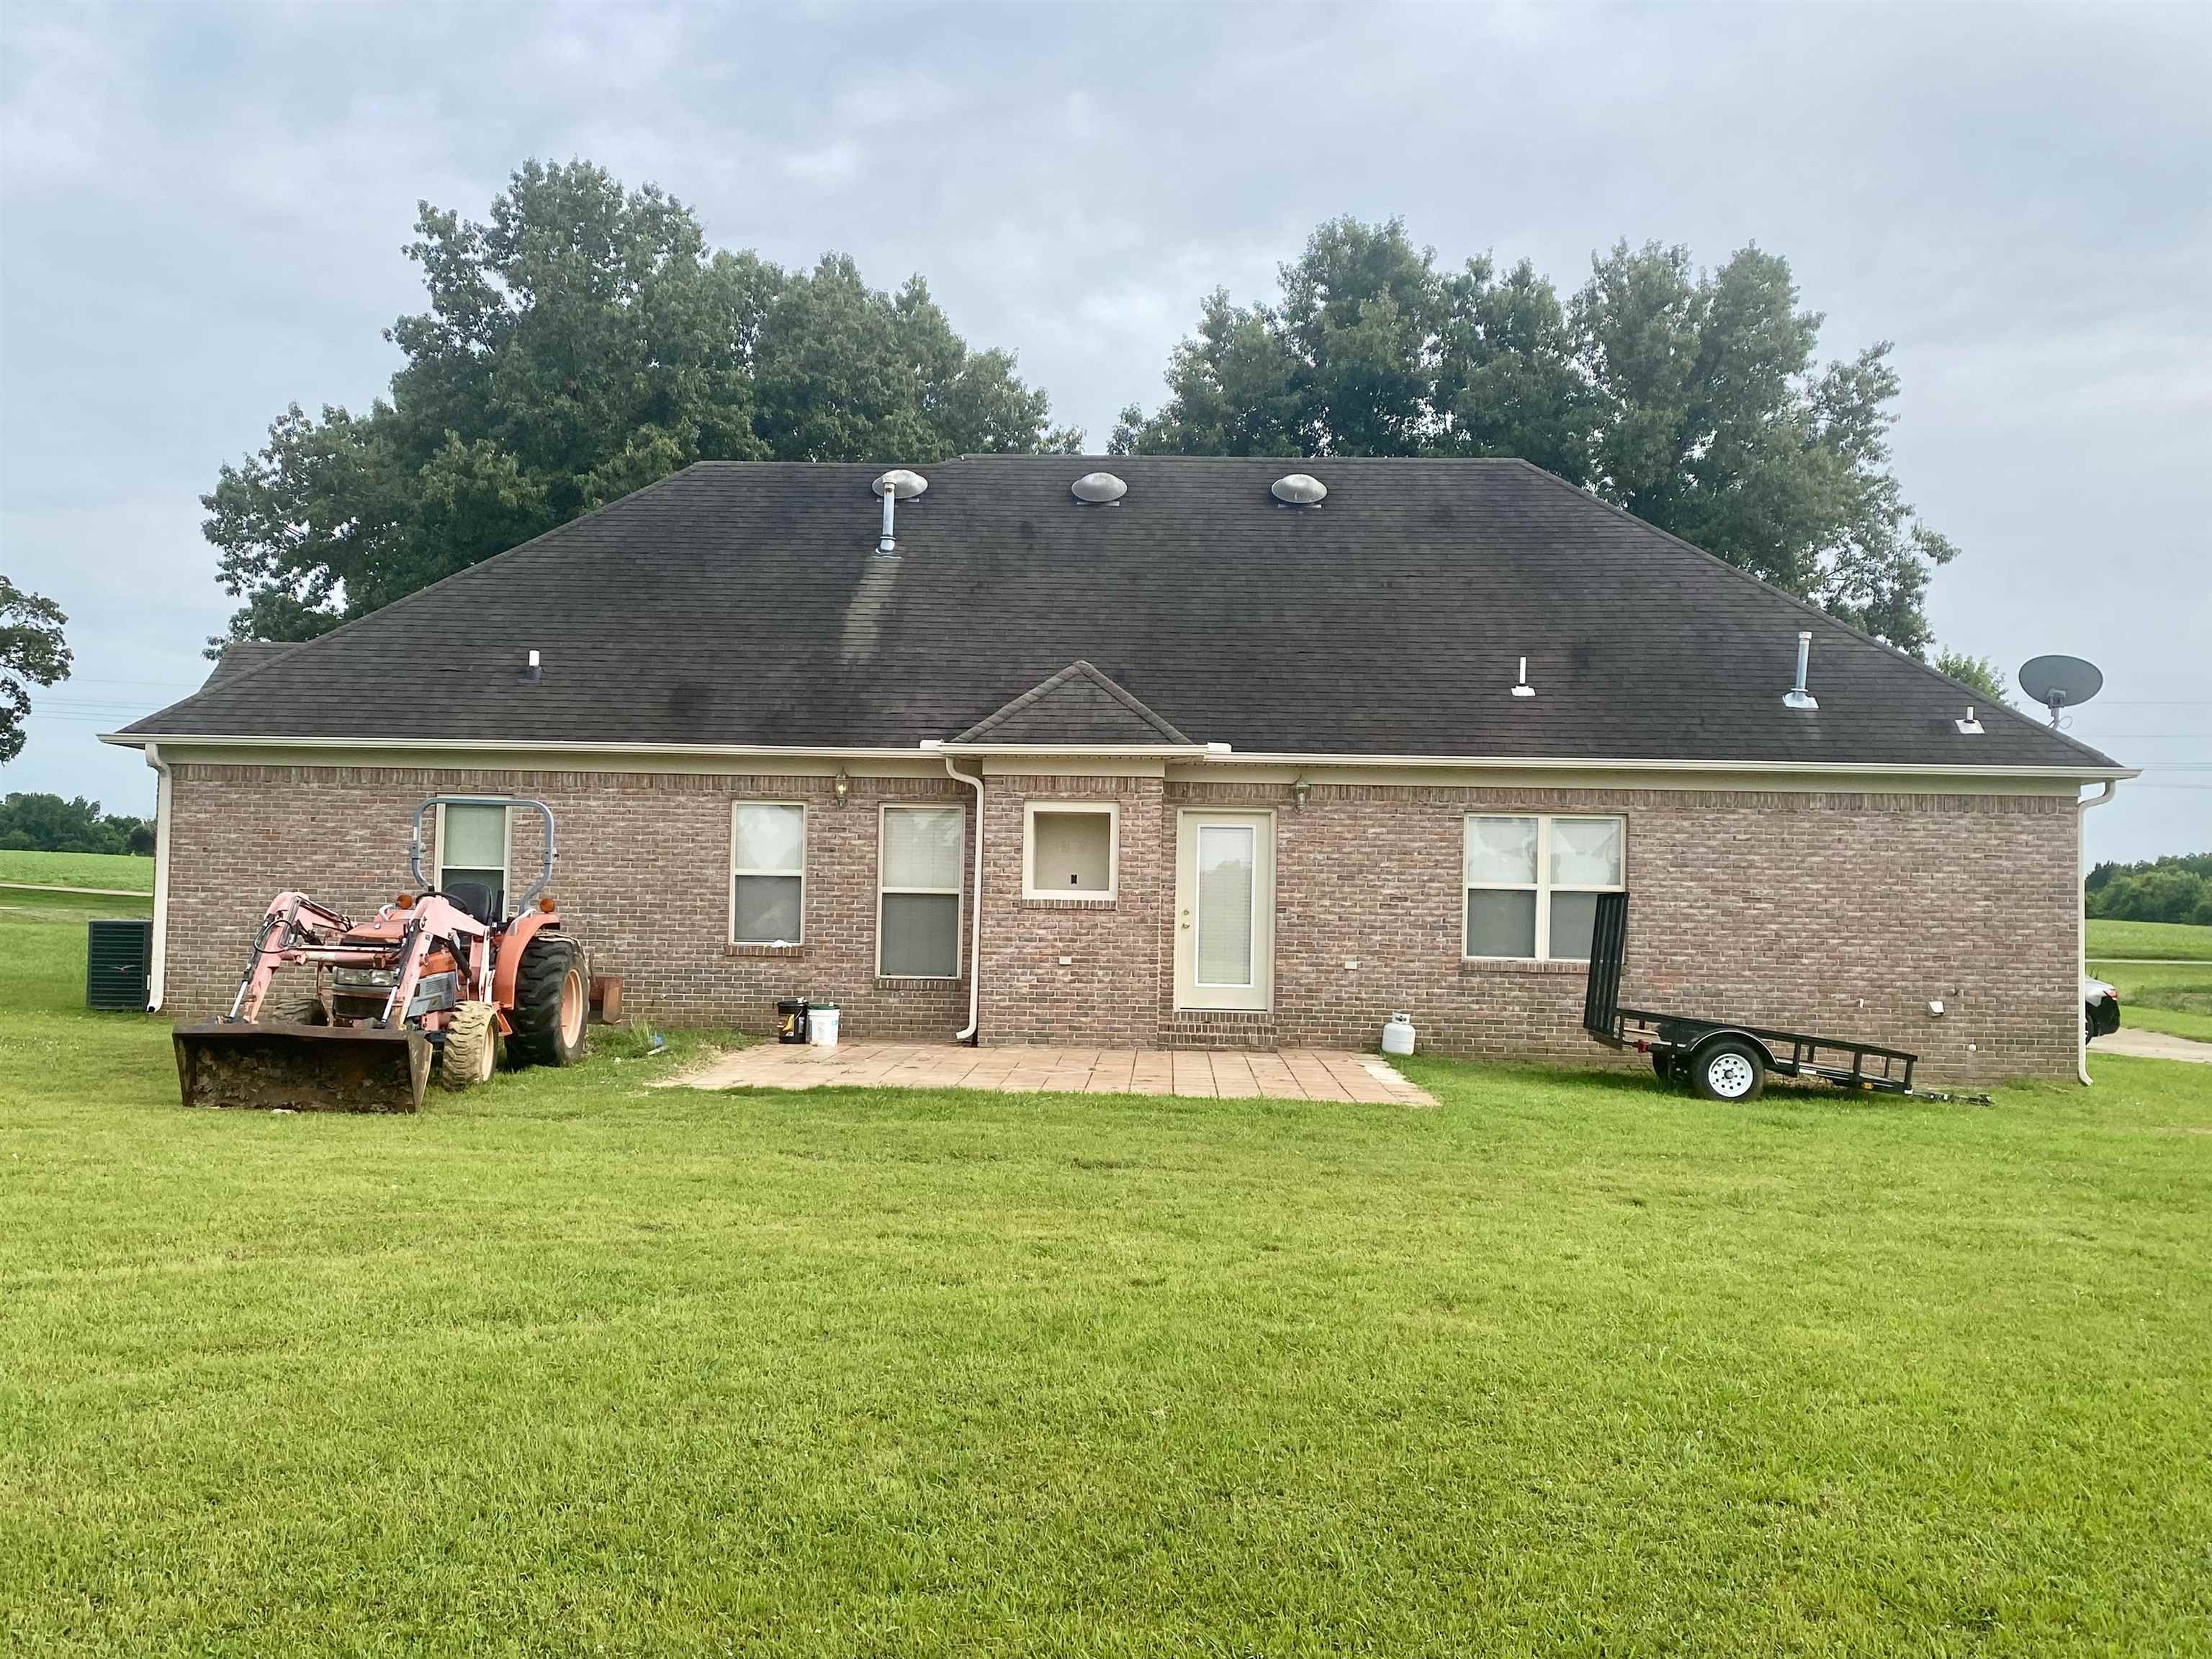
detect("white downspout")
[144,741,173,1012]
[2077,779,2117,1085]
[945,754,984,1043]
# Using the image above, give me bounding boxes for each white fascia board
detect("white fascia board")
[99,733,930,760]
[100,730,2135,784]
[1196,751,2139,783]
[929,742,1210,757]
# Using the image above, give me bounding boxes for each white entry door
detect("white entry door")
[1174,810,1274,1011]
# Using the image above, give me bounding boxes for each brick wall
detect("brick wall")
[976,775,1166,1046]
[163,765,972,1040]
[1161,778,2078,1084]
[161,763,2081,1083]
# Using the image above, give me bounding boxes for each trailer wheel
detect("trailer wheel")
[509,935,588,1069]
[259,979,325,1026]
[439,1001,498,1089]
[1691,1038,1765,1102]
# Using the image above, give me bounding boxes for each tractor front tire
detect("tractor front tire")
[260,979,326,1026]
[509,935,588,1069]
[440,1001,498,1090]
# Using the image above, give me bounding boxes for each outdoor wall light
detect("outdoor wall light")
[833,768,851,806]
[1291,775,1312,810]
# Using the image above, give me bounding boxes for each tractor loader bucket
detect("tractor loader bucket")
[173,1022,431,1113]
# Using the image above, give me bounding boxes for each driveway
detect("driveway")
[2094,1028,2212,1066]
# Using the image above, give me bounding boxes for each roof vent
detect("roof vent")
[1511,656,1534,698]
[1270,472,1326,505]
[1783,630,1818,711]
[1955,705,1984,735]
[1071,471,1127,505]
[871,469,927,553]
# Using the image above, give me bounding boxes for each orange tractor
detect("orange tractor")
[172,797,589,1112]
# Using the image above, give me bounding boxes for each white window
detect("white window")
[878,804,964,978]
[1023,801,1118,900]
[731,803,806,945]
[436,801,511,914]
[1464,814,1624,961]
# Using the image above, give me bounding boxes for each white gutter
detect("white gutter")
[1184,752,2140,783]
[101,733,935,760]
[2077,779,2118,1086]
[143,742,173,1012]
[930,742,1212,758]
[944,753,984,1044]
[101,730,2136,785]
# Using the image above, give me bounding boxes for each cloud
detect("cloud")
[2,0,2207,858]
[779,138,866,188]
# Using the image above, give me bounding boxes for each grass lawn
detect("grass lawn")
[4,896,2210,1655]
[2086,917,2212,961]
[2092,959,2212,1044]
[0,848,155,891]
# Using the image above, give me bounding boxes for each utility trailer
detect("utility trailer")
[1581,891,1933,1102]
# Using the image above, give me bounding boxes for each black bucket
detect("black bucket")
[776,998,810,1044]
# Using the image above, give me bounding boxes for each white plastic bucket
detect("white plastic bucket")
[806,1004,840,1048]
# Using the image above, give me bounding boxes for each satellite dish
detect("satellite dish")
[2018,654,2103,727]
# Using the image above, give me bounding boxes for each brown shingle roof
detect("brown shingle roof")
[121,457,2121,772]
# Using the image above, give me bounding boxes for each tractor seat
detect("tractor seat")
[441,880,504,925]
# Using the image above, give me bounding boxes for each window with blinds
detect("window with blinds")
[436,802,509,912]
[1464,814,1625,961]
[732,803,806,945]
[878,804,963,978]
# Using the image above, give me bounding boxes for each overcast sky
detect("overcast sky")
[3,1,2206,861]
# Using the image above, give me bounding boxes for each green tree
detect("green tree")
[2086,854,2212,927]
[1116,219,1958,652]
[0,793,148,855]
[1933,649,2013,708]
[206,161,1072,649]
[0,575,72,765]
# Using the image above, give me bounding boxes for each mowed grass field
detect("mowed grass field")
[2087,919,2212,1043]
[0,848,154,891]
[2087,916,2212,961]
[4,891,2210,1655]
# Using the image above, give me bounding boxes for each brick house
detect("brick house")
[109,457,2130,1084]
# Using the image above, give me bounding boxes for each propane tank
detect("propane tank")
[1381,1012,1416,1057]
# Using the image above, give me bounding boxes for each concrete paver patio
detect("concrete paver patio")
[675,1043,1437,1105]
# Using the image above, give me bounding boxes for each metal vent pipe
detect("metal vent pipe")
[1784,631,1818,711]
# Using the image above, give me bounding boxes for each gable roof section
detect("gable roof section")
[953,660,1195,747]
[201,641,296,686]
[115,456,2122,774]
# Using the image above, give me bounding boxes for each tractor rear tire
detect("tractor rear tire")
[260,979,326,1026]
[440,1002,498,1090]
[509,935,588,1069]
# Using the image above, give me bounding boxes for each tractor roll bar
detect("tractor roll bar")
[408,796,559,913]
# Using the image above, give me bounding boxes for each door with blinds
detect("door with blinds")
[1174,810,1274,1012]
